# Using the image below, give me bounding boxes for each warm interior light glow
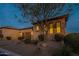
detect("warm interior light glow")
[19,32,22,37]
[49,24,53,34]
[57,22,61,33]
[44,25,47,31]
[31,31,33,35]
[36,25,39,31]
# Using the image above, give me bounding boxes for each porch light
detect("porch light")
[36,25,39,31]
[31,31,33,35]
[19,32,23,37]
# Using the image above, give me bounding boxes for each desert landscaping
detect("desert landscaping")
[0,40,63,56]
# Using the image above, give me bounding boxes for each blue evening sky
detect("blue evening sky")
[0,3,32,29]
[0,3,79,33]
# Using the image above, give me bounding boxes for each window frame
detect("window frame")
[56,21,61,33]
[49,23,53,34]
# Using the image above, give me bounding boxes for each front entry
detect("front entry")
[23,32,31,40]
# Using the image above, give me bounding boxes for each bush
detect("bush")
[64,33,79,54]
[54,33,64,41]
[53,46,72,56]
[6,36,11,40]
[23,39,31,44]
[38,34,44,41]
[0,34,3,40]
[18,37,24,41]
[31,40,39,45]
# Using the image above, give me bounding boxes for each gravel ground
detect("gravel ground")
[0,48,20,56]
[0,40,63,56]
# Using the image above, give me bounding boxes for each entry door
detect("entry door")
[24,32,31,40]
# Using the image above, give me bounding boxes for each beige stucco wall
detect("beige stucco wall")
[20,29,33,40]
[0,28,33,40]
[33,25,43,40]
[33,16,67,40]
[0,16,67,41]
[2,28,20,40]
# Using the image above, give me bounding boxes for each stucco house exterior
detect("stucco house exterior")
[0,27,33,40]
[33,15,68,40]
[0,15,68,40]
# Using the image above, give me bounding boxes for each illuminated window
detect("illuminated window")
[19,32,23,37]
[49,24,53,34]
[57,22,61,33]
[36,25,39,31]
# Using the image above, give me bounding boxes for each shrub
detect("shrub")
[23,39,31,44]
[31,40,39,45]
[38,34,44,41]
[64,33,79,54]
[51,35,54,41]
[53,46,72,56]
[54,33,64,41]
[18,37,24,41]
[6,36,11,40]
[0,34,3,40]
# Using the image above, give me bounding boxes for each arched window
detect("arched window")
[49,23,53,34]
[57,22,61,33]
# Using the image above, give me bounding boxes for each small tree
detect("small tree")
[23,39,31,44]
[64,33,79,54]
[31,40,39,45]
[6,36,11,40]
[54,33,64,41]
[16,3,65,40]
[16,3,72,40]
[38,34,44,41]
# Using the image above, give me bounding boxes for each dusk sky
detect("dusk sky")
[0,3,79,33]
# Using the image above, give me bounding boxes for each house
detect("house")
[0,15,68,40]
[0,27,33,40]
[33,15,68,40]
[19,27,33,40]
